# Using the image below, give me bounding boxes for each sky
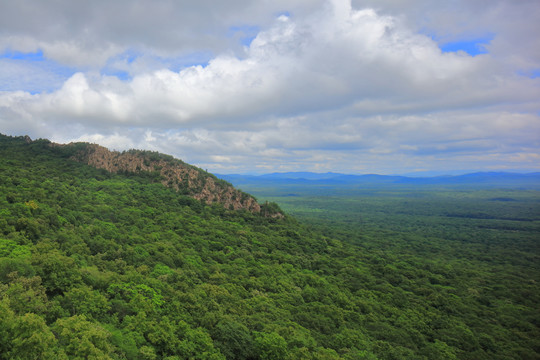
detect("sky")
[0,0,539,175]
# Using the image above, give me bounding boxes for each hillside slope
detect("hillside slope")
[1,133,539,360]
[66,142,265,214]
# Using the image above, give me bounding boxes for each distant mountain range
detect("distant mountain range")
[218,171,540,189]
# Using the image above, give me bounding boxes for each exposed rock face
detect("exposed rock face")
[70,144,262,213]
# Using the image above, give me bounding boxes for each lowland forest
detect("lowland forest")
[1,133,539,359]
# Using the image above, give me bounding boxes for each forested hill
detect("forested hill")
[14,134,278,216]
[1,133,539,359]
[66,142,268,215]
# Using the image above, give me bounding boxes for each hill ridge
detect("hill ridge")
[67,143,263,214]
[2,134,281,216]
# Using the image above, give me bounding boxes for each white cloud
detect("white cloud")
[0,0,325,67]
[0,0,539,174]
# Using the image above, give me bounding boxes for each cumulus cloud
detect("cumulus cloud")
[0,0,324,67]
[356,0,540,71]
[0,0,539,174]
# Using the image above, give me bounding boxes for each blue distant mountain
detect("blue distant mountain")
[258,172,345,180]
[217,171,540,189]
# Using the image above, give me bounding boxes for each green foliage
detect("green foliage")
[260,201,284,217]
[0,258,35,282]
[254,332,288,360]
[61,285,111,319]
[0,133,539,359]
[53,315,116,359]
[8,313,61,360]
[32,248,82,294]
[108,282,164,310]
[0,239,31,259]
[0,298,15,356]
[211,319,255,360]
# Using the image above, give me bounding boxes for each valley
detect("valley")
[1,134,539,359]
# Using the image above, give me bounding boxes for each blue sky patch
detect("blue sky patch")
[101,69,131,81]
[439,34,494,56]
[0,49,76,93]
[530,69,540,79]
[100,51,140,80]
[228,25,260,46]
[166,52,212,72]
[98,50,215,81]
[0,49,45,61]
[516,68,540,79]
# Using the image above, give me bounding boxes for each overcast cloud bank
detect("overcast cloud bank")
[1,0,539,174]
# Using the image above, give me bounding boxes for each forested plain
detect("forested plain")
[1,134,539,359]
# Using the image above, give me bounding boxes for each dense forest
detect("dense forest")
[1,134,539,359]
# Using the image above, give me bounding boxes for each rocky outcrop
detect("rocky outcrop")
[69,144,263,213]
